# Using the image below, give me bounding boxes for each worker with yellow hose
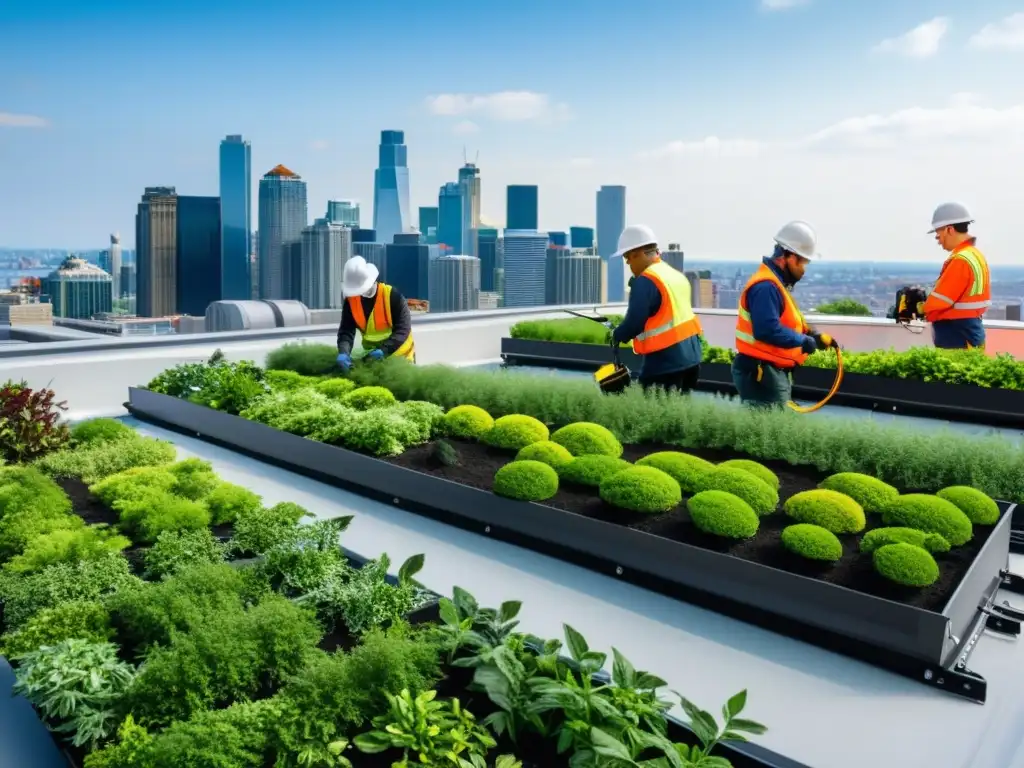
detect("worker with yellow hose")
[732,221,839,409]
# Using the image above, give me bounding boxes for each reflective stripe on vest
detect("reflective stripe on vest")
[929,245,991,314]
[735,264,809,369]
[632,260,703,355]
[346,283,415,360]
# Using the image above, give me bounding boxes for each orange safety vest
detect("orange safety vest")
[346,282,415,360]
[735,264,809,369]
[632,260,703,355]
[922,239,991,322]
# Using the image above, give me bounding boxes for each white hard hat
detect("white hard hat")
[773,220,820,261]
[341,255,379,298]
[611,224,658,259]
[928,202,973,233]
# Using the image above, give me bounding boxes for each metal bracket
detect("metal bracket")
[982,606,1022,636]
[921,663,987,704]
[993,600,1024,623]
[999,570,1024,596]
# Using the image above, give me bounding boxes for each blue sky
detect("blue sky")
[2,0,1023,261]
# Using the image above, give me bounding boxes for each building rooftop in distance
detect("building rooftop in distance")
[264,164,299,178]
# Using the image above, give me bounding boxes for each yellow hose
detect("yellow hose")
[787,345,844,414]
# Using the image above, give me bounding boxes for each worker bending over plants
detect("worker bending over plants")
[732,221,839,408]
[605,224,703,393]
[336,256,415,371]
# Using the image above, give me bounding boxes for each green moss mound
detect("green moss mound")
[781,524,844,562]
[695,467,778,516]
[70,418,134,446]
[718,459,779,491]
[636,451,713,494]
[873,542,940,587]
[550,422,623,458]
[818,472,899,515]
[493,460,559,502]
[687,491,759,539]
[936,486,1000,526]
[442,405,494,439]
[783,489,866,534]
[313,378,357,399]
[600,466,681,514]
[859,527,950,555]
[343,386,397,410]
[882,494,973,547]
[516,440,574,469]
[484,414,550,451]
[558,455,632,487]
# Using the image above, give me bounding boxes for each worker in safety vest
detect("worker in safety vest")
[919,202,990,349]
[732,221,837,408]
[336,256,415,371]
[607,224,703,393]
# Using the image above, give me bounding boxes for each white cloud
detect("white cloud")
[425,91,571,123]
[969,13,1024,50]
[0,112,49,127]
[452,120,479,135]
[873,17,949,58]
[309,139,329,151]
[760,0,810,10]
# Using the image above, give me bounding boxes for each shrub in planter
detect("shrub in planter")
[314,377,357,399]
[873,542,940,587]
[397,401,446,442]
[113,489,212,544]
[687,490,759,539]
[550,422,623,458]
[515,440,574,469]
[818,472,899,515]
[484,414,549,451]
[936,485,1000,525]
[781,524,843,562]
[230,502,311,557]
[600,466,682,513]
[3,525,132,575]
[70,417,134,446]
[0,599,114,659]
[265,370,318,391]
[441,404,494,439]
[265,341,339,377]
[493,460,559,501]
[34,433,178,484]
[145,528,227,580]
[636,451,713,494]
[782,489,866,534]
[882,494,973,547]
[557,455,632,487]
[204,482,263,525]
[313,407,424,456]
[694,467,778,517]
[344,386,397,410]
[718,459,779,491]
[166,458,219,501]
[859,526,950,555]
[0,379,70,463]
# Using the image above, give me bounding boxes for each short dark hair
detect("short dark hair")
[952,222,970,234]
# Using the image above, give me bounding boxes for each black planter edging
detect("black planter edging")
[500,337,1024,429]
[126,388,1024,713]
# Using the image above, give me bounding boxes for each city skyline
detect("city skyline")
[2,1,1024,262]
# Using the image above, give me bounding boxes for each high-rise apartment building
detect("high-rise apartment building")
[326,200,360,227]
[352,228,386,282]
[258,165,308,300]
[429,254,480,313]
[373,130,411,246]
[570,226,594,249]
[545,243,568,305]
[458,163,481,258]
[552,250,601,306]
[385,233,429,301]
[477,228,499,292]
[437,182,463,254]
[418,206,439,244]
[42,256,113,319]
[136,186,178,318]
[300,218,352,309]
[596,185,627,301]
[219,135,252,300]
[506,185,538,230]
[176,195,221,316]
[502,229,548,308]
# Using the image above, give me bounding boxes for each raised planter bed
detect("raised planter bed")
[127,386,1024,705]
[500,337,1024,429]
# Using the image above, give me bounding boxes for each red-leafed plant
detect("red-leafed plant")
[0,379,71,463]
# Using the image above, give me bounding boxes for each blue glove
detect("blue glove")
[367,349,385,361]
[800,336,818,355]
[336,352,352,371]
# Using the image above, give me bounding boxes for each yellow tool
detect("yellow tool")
[787,334,844,413]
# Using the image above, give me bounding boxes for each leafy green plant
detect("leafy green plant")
[0,599,114,658]
[71,418,134,446]
[266,341,341,376]
[144,528,226,580]
[204,481,262,525]
[12,639,136,748]
[34,433,177,484]
[433,439,461,467]
[82,714,153,768]
[3,524,131,575]
[230,500,312,556]
[0,379,71,462]
[666,689,767,767]
[146,352,269,414]
[258,516,354,595]
[814,298,872,316]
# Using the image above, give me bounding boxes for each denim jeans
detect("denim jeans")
[731,354,792,409]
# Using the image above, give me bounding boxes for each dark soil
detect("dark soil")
[389,439,995,613]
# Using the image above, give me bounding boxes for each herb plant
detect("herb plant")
[0,379,70,462]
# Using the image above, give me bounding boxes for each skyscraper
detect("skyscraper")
[596,185,627,301]
[506,185,538,230]
[570,226,594,249]
[326,200,360,227]
[258,165,308,300]
[300,218,352,309]
[548,231,568,247]
[176,195,221,316]
[42,257,113,319]
[477,228,499,292]
[109,233,123,299]
[661,243,684,272]
[373,130,411,246]
[219,135,252,301]
[551,250,601,305]
[135,186,178,318]
[352,228,387,281]
[502,229,548,308]
[458,163,481,258]
[385,233,429,301]
[429,255,481,313]
[418,206,439,244]
[437,182,463,254]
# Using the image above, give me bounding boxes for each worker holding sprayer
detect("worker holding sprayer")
[732,221,839,408]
